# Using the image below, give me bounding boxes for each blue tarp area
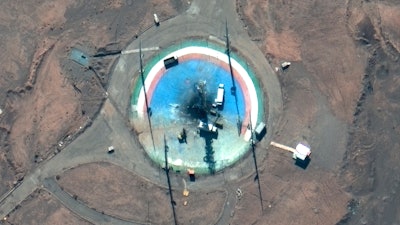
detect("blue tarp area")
[69,48,89,67]
[150,59,246,126]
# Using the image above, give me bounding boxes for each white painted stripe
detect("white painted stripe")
[137,46,259,131]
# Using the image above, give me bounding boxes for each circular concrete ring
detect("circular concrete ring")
[130,40,266,174]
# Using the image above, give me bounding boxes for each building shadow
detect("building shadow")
[295,157,311,170]
[251,141,264,210]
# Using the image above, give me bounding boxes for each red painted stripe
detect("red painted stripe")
[142,67,166,113]
[142,53,252,135]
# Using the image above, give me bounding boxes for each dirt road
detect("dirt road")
[0,0,282,223]
[0,0,371,224]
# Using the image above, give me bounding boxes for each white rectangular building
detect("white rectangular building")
[215,84,224,105]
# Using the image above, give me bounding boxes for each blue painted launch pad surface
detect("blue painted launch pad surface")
[150,59,246,127]
[130,42,264,174]
[136,58,252,174]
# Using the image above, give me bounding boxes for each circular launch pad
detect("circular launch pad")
[131,40,265,174]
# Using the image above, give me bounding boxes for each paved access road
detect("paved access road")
[0,0,282,224]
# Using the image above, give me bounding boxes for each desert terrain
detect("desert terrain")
[0,0,399,224]
[237,0,400,224]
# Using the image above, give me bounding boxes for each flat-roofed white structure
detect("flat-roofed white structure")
[293,143,311,160]
[254,122,266,140]
[215,83,224,105]
[270,141,311,161]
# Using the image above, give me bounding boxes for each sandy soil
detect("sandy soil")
[339,1,400,224]
[2,0,400,224]
[0,0,187,198]
[5,189,91,225]
[231,161,350,225]
[238,0,400,224]
[58,162,226,225]
[236,1,362,224]
[0,0,188,223]
[237,0,367,123]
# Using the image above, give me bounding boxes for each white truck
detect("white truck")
[215,84,224,106]
[153,14,160,26]
[107,146,115,154]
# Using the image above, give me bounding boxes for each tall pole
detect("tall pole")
[139,40,156,151]
[164,135,178,225]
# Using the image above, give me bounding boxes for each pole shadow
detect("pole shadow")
[225,21,242,136]
[295,157,311,169]
[199,129,217,174]
[163,135,178,225]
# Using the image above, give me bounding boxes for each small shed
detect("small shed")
[255,122,266,140]
[107,146,115,154]
[187,168,195,182]
[70,48,89,67]
[281,61,291,70]
[164,56,178,69]
[293,143,311,160]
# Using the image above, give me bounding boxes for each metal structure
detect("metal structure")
[196,80,208,115]
[270,141,311,161]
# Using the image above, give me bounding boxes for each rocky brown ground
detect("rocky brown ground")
[238,0,400,224]
[2,0,400,224]
[4,189,91,225]
[230,159,350,225]
[339,1,400,224]
[58,162,226,225]
[0,0,188,181]
[0,0,187,223]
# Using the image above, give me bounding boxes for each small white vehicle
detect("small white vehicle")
[153,14,160,26]
[281,61,291,70]
[107,146,115,154]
